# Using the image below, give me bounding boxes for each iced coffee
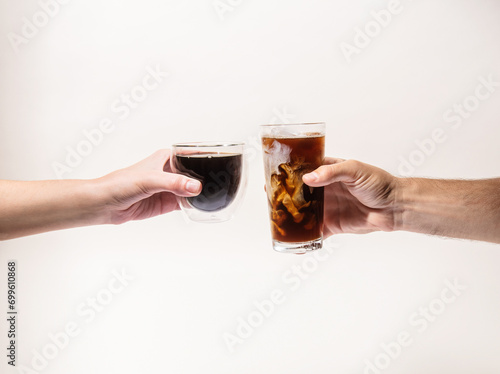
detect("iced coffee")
[260,123,325,253]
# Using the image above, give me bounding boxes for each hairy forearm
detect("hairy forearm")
[0,179,108,240]
[395,178,500,243]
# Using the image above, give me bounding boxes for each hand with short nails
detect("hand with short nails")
[302,158,500,244]
[99,149,202,224]
[0,149,202,240]
[302,158,400,238]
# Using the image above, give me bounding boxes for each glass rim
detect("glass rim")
[172,141,245,148]
[260,122,325,127]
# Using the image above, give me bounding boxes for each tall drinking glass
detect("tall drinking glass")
[260,123,325,254]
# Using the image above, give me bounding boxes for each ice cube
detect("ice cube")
[265,140,291,175]
[270,126,300,138]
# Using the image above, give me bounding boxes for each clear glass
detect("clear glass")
[260,123,325,254]
[171,142,246,223]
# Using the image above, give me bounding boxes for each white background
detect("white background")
[1,0,500,373]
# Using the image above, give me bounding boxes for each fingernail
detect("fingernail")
[186,180,201,194]
[304,172,318,182]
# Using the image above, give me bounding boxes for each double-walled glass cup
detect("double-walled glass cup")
[171,142,246,223]
[260,123,325,254]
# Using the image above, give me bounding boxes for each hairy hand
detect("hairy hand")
[303,158,400,238]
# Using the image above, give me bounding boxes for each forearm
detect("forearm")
[0,179,109,240]
[395,178,500,243]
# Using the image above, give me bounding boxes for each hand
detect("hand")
[303,158,400,238]
[97,149,202,224]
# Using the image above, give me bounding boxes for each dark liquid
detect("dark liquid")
[262,136,324,243]
[174,153,242,212]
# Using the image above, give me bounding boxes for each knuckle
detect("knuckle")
[139,173,156,194]
[346,159,361,168]
[157,149,170,159]
[345,159,363,177]
[170,175,186,192]
[321,164,336,180]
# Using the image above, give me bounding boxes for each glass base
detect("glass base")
[181,210,233,223]
[272,238,323,254]
[178,196,235,223]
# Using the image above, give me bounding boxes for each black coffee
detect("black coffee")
[174,153,243,212]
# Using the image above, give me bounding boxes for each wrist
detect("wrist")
[81,178,113,226]
[392,177,417,232]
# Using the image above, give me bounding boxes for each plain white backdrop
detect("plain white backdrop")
[1,0,500,373]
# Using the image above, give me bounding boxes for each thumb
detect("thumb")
[303,160,361,187]
[138,171,202,197]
